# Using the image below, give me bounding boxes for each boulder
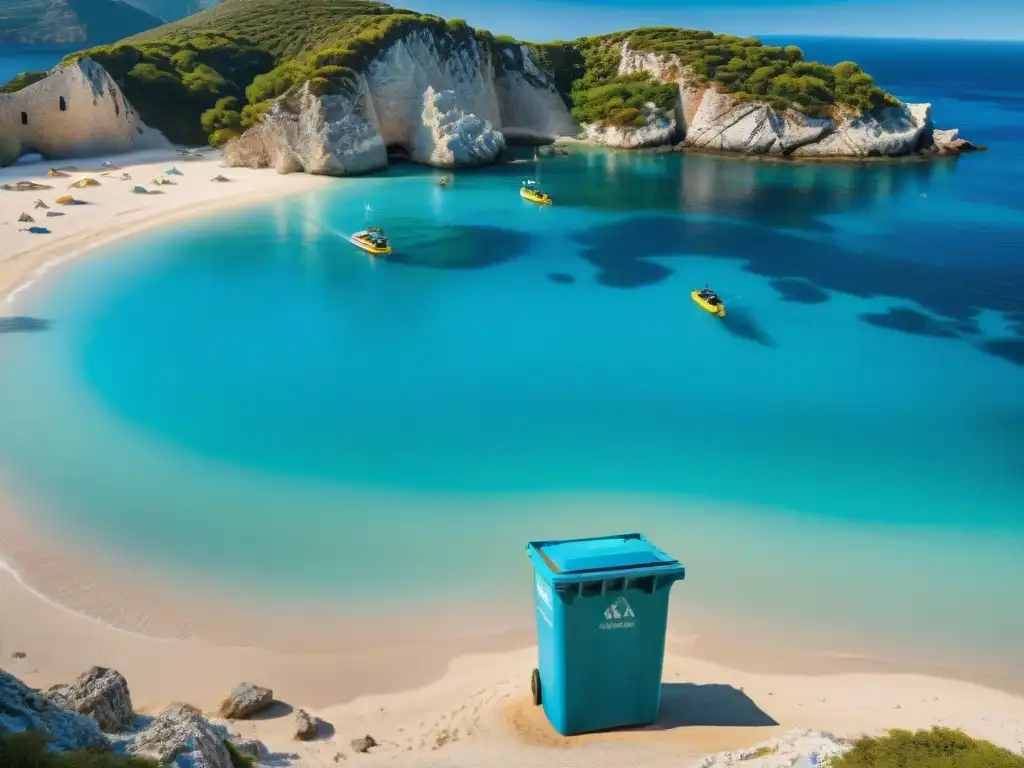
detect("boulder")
[229,737,267,760]
[0,669,109,752]
[294,708,318,740]
[411,86,505,167]
[931,127,984,155]
[128,703,233,768]
[45,666,134,733]
[350,734,377,753]
[218,682,274,719]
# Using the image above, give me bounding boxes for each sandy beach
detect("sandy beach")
[0,148,329,307]
[3,148,1024,766]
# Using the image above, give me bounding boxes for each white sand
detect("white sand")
[0,148,328,306]
[2,148,1024,766]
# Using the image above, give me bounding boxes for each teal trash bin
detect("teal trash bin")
[525,532,685,736]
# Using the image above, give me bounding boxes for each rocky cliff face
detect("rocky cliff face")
[226,29,576,175]
[0,57,169,167]
[593,40,963,158]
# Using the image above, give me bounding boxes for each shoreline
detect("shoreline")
[0,147,331,310]
[550,135,978,165]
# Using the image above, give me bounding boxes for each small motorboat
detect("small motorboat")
[691,285,726,317]
[438,175,452,187]
[520,179,552,206]
[349,226,392,256]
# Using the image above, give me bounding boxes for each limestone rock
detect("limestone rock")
[683,89,832,155]
[229,737,267,760]
[931,127,983,155]
[218,682,274,719]
[582,101,678,149]
[350,734,377,753]
[791,103,932,158]
[411,86,504,167]
[44,667,134,733]
[693,728,850,768]
[0,669,109,752]
[128,702,232,768]
[226,80,386,176]
[294,708,318,740]
[0,56,169,168]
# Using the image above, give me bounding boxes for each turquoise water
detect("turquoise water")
[1,38,1023,679]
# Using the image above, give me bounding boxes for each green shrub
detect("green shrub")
[570,75,677,126]
[827,727,1024,768]
[0,70,49,93]
[0,729,159,768]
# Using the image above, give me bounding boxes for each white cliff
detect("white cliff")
[226,29,575,175]
[0,57,169,167]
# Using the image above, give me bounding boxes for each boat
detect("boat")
[349,226,392,256]
[691,285,726,317]
[438,175,451,187]
[521,179,552,205]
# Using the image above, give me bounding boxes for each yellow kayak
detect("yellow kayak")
[521,185,552,205]
[349,228,392,256]
[691,288,726,317]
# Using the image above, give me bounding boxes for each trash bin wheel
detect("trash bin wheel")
[531,668,542,706]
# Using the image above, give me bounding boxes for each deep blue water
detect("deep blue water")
[0,46,73,84]
[1,37,1023,678]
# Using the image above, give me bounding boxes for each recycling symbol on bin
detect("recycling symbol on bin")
[604,596,635,621]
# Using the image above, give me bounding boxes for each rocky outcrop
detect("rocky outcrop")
[791,102,932,157]
[218,682,274,719]
[228,80,387,175]
[582,102,677,148]
[694,729,851,768]
[600,40,974,159]
[44,666,134,733]
[225,28,574,175]
[413,86,504,166]
[294,708,318,740]
[0,669,109,752]
[128,702,233,768]
[0,57,169,168]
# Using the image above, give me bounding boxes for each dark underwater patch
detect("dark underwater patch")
[570,214,1024,324]
[548,272,575,284]
[0,316,51,333]
[860,308,960,338]
[770,278,829,304]
[387,224,533,270]
[981,338,1024,368]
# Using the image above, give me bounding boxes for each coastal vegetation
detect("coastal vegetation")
[0,729,159,768]
[531,27,898,125]
[0,0,163,46]
[8,0,899,144]
[827,727,1024,768]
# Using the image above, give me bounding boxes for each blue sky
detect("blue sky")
[401,0,1024,42]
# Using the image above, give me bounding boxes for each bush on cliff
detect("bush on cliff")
[827,727,1024,768]
[67,33,274,145]
[0,70,49,93]
[0,729,159,768]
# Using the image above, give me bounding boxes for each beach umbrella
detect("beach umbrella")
[33,199,49,209]
[164,167,183,176]
[18,212,34,223]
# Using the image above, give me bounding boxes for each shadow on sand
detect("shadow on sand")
[647,683,778,729]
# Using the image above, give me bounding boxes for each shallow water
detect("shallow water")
[0,37,1022,680]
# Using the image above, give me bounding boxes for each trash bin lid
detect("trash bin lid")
[536,534,678,575]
